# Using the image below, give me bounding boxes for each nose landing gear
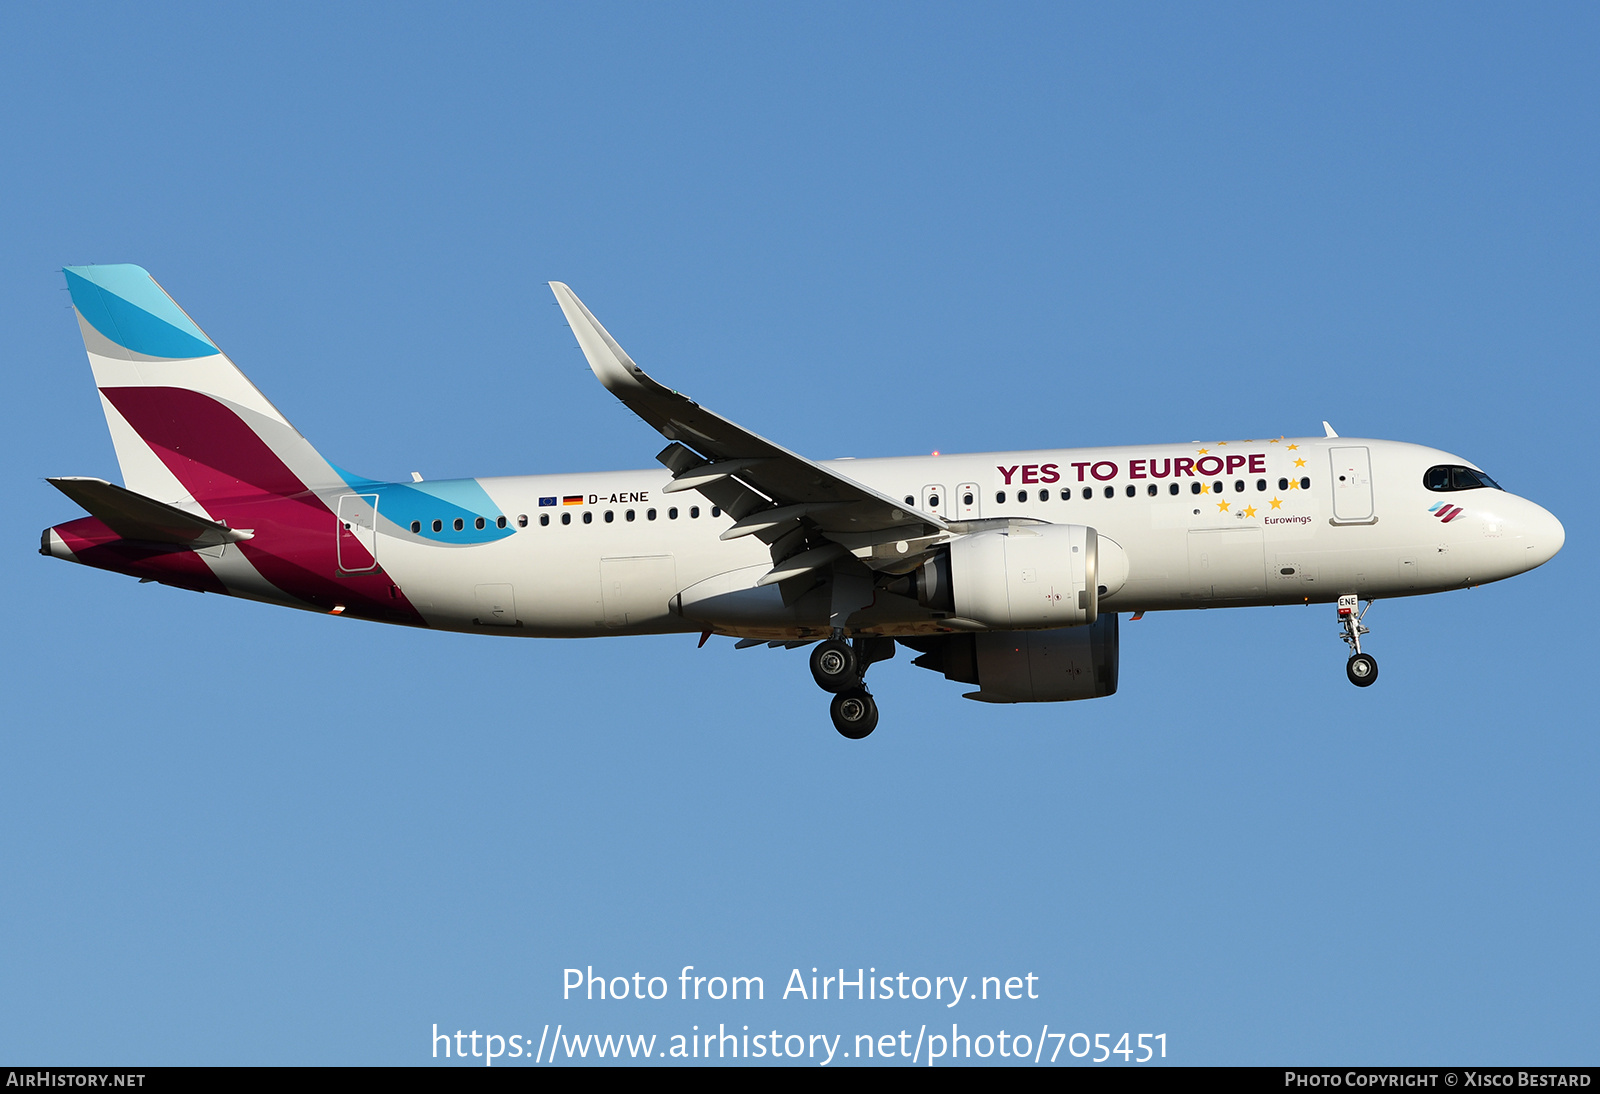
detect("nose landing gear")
[812,634,894,737]
[1338,594,1378,687]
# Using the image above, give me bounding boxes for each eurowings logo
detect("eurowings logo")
[1429,502,1465,523]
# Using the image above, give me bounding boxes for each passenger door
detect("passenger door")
[1329,446,1375,523]
[336,494,379,572]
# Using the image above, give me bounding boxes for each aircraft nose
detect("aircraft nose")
[1518,501,1565,570]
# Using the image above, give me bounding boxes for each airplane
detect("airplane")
[41,265,1565,738]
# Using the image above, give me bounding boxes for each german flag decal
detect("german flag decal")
[563,495,584,506]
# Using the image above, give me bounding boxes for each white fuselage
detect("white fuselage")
[374,436,1564,638]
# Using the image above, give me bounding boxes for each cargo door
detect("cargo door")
[1187,528,1266,599]
[600,555,678,627]
[474,584,518,627]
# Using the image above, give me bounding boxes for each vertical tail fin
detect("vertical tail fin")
[63,264,341,509]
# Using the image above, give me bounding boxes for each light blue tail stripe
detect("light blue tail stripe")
[64,265,218,360]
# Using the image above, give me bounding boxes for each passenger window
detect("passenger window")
[690,506,700,518]
[904,495,915,505]
[453,518,465,531]
[1082,487,1092,500]
[1169,483,1179,495]
[604,511,614,523]
[1038,489,1048,503]
[1279,477,1289,491]
[1256,479,1266,492]
[497,516,507,529]
[1190,482,1201,495]
[996,491,1006,504]
[539,514,550,526]
[1125,485,1136,497]
[1061,489,1070,501]
[583,511,593,524]
[561,512,571,525]
[1212,481,1223,494]
[626,509,635,521]
[647,508,657,520]
[475,516,486,530]
[1016,490,1027,503]
[1300,477,1311,490]
[432,519,443,532]
[963,492,974,506]
[518,514,528,527]
[1147,484,1157,496]
[410,520,421,533]
[712,507,721,517]
[1103,486,1114,499]
[1234,480,1244,493]
[668,507,679,519]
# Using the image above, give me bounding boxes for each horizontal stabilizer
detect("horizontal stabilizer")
[48,477,252,548]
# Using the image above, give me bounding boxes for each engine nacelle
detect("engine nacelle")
[901,613,1120,703]
[916,524,1126,630]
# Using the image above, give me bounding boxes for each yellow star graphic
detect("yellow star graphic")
[1269,497,1283,509]
[1286,443,1299,450]
[1217,441,1228,446]
[1199,482,1210,493]
[1288,479,1300,490]
[1294,458,1306,467]
[1217,500,1230,512]
[1243,438,1254,443]
[1269,437,1281,444]
[1197,448,1208,455]
[1242,505,1257,517]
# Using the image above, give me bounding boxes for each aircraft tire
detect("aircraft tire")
[810,639,859,693]
[830,689,878,738]
[1346,653,1378,687]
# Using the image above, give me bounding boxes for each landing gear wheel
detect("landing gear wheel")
[1346,653,1378,687]
[830,689,878,739]
[1336,595,1378,688]
[810,639,859,693]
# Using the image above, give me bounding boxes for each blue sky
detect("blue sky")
[2,3,1595,1065]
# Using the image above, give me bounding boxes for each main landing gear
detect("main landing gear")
[1338,594,1378,687]
[810,635,894,739]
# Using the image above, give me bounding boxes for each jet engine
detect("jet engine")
[912,524,1127,629]
[900,613,1120,703]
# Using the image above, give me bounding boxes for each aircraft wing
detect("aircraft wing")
[551,283,946,573]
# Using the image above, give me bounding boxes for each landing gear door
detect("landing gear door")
[1329,446,1375,523]
[956,482,981,520]
[921,484,947,520]
[337,493,379,572]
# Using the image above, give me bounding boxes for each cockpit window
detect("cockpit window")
[1425,465,1502,492]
